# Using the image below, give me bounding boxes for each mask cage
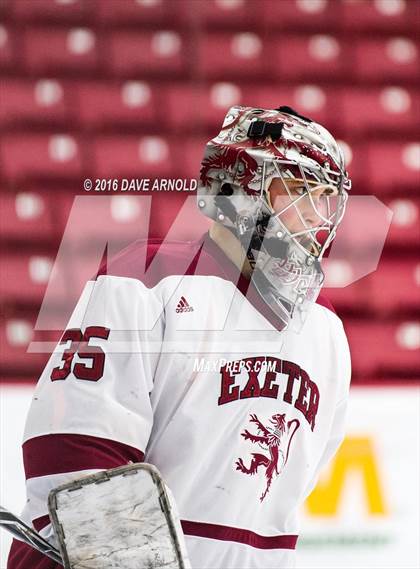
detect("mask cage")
[259,159,349,259]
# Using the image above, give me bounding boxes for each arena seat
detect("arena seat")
[53,193,150,251]
[263,0,340,30]
[23,27,99,75]
[0,191,56,241]
[0,24,15,69]
[94,0,170,25]
[385,198,420,247]
[340,87,418,135]
[365,140,420,194]
[346,320,420,378]
[341,0,413,33]
[0,316,47,374]
[76,80,159,129]
[11,0,90,23]
[254,85,338,131]
[194,0,258,28]
[108,30,187,77]
[0,134,84,181]
[323,276,370,315]
[93,135,175,179]
[166,82,247,130]
[353,37,418,82]
[197,32,267,79]
[0,251,68,305]
[270,34,349,81]
[368,259,420,315]
[0,79,71,128]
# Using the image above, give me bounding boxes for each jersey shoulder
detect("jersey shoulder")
[97,235,224,287]
[315,294,336,315]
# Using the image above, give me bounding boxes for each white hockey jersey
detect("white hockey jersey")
[9,233,351,569]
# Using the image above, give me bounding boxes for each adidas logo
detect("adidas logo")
[176,296,194,313]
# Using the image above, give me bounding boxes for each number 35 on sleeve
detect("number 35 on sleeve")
[50,326,110,382]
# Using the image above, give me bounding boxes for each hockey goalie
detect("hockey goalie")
[8,106,351,569]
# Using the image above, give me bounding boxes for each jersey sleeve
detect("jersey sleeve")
[302,317,352,501]
[8,275,164,569]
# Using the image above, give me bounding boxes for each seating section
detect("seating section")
[345,321,420,378]
[0,316,49,374]
[23,27,99,75]
[0,79,72,127]
[108,31,188,78]
[1,0,419,383]
[0,134,84,181]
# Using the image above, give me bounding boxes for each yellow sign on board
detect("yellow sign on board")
[306,436,387,516]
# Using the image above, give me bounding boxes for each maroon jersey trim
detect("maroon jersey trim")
[7,539,60,569]
[98,232,335,333]
[181,520,298,550]
[23,434,144,480]
[33,515,50,532]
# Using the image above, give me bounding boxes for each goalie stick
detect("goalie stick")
[0,505,63,564]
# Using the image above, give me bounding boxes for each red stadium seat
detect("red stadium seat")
[271,34,349,81]
[0,191,56,241]
[166,82,248,130]
[92,135,175,179]
[365,140,420,194]
[340,87,419,135]
[23,27,99,75]
[197,32,267,79]
[353,37,419,82]
[0,24,15,69]
[11,0,90,22]
[55,193,150,248]
[0,79,72,127]
[108,30,187,77]
[76,81,159,129]
[346,320,420,378]
[368,259,420,315]
[0,251,69,305]
[195,0,258,28]
[95,0,170,25]
[263,0,340,30]
[386,198,420,247]
[165,82,339,137]
[0,134,84,182]
[253,85,339,132]
[341,0,412,33]
[323,266,370,314]
[0,316,47,374]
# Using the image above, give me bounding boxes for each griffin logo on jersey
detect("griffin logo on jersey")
[236,413,300,502]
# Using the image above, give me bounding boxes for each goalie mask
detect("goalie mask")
[197,105,351,331]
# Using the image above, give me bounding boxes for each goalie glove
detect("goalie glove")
[48,463,191,569]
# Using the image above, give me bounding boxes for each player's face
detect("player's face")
[268,177,337,252]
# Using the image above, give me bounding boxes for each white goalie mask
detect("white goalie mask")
[197,105,351,331]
